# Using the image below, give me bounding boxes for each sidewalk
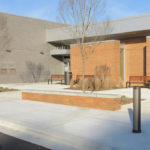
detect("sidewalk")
[1,82,150,114]
[0,84,149,150]
[1,82,150,99]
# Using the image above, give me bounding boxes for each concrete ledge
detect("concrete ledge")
[22,92,121,111]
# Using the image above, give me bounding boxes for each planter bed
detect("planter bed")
[22,91,122,111]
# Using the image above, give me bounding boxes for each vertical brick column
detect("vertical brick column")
[146,36,150,75]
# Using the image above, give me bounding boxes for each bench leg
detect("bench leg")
[126,82,129,88]
[48,79,49,84]
[51,79,52,84]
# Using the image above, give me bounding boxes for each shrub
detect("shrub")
[75,77,82,89]
[121,96,128,104]
[95,65,111,89]
[84,78,89,90]
[94,76,102,90]
[70,79,75,88]
[103,77,110,89]
[70,65,125,91]
[88,77,95,91]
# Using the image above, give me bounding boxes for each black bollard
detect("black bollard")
[133,86,141,133]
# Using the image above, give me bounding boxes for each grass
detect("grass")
[0,87,18,92]
[121,96,144,105]
[121,96,132,105]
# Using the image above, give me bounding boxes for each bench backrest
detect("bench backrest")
[129,76,150,82]
[51,74,64,79]
[76,75,94,79]
[145,76,150,82]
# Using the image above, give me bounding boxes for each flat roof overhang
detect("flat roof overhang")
[46,14,150,44]
[48,30,150,45]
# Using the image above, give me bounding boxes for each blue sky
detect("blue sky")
[0,0,150,22]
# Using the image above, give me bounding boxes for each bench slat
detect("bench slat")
[76,75,94,79]
[48,74,64,84]
[126,76,150,88]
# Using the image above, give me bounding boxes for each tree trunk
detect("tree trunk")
[82,55,85,93]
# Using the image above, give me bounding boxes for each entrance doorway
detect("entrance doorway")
[63,58,70,72]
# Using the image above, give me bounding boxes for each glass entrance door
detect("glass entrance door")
[64,58,70,72]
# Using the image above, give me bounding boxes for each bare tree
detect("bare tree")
[58,0,111,92]
[0,14,10,56]
[26,61,44,82]
[95,65,110,88]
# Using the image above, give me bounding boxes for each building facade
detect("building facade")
[70,37,150,85]
[0,12,150,84]
[0,12,67,83]
[47,14,150,85]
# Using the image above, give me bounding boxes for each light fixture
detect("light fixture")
[6,49,11,53]
[40,52,44,55]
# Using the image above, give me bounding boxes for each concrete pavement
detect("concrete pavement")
[0,83,149,150]
[1,82,150,114]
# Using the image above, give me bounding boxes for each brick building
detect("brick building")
[0,12,150,84]
[47,14,150,85]
[70,37,149,85]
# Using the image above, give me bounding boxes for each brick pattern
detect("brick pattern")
[70,41,121,84]
[22,92,121,111]
[70,37,149,85]
[121,37,146,82]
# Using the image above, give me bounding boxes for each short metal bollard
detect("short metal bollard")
[133,86,141,133]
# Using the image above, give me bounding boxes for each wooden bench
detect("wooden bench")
[126,76,150,88]
[48,74,64,84]
[76,75,94,81]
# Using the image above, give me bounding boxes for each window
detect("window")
[9,68,16,74]
[0,68,7,74]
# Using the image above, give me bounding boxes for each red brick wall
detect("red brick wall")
[22,92,121,111]
[70,37,149,85]
[70,40,121,84]
[121,37,146,82]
